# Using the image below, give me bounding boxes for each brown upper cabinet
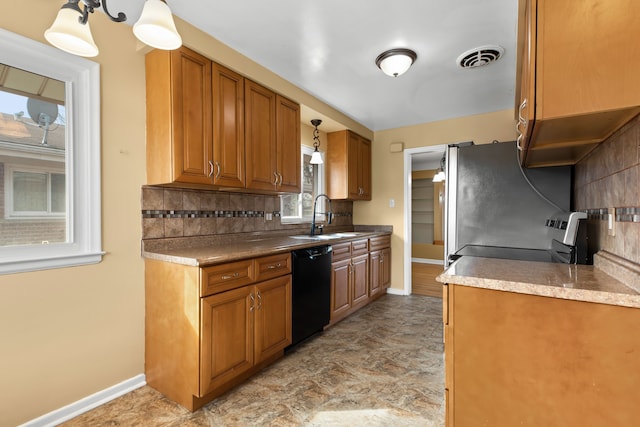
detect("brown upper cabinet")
[516,0,640,167]
[145,47,213,185]
[244,81,301,193]
[326,130,372,200]
[145,46,300,193]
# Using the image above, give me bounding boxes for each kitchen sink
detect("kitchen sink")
[289,232,368,241]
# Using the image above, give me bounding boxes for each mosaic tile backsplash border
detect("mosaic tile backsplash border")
[140,186,354,240]
[584,208,640,223]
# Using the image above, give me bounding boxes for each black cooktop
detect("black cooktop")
[453,244,560,263]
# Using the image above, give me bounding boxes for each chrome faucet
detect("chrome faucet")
[310,194,333,236]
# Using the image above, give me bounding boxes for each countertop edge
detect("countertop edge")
[141,230,391,267]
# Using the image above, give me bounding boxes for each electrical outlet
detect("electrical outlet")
[265,212,273,221]
[389,199,395,208]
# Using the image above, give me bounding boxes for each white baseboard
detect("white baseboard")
[19,374,146,427]
[385,287,408,296]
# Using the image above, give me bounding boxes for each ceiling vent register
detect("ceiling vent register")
[456,45,504,69]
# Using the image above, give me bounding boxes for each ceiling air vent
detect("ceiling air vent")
[456,45,504,69]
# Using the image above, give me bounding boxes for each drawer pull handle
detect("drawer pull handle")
[221,272,240,280]
[266,263,282,269]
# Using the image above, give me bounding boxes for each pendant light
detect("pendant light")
[375,48,418,77]
[45,0,182,58]
[433,156,446,182]
[310,119,323,165]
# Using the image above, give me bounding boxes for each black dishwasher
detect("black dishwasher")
[289,245,332,348]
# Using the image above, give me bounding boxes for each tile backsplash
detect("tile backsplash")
[574,114,640,265]
[141,186,353,240]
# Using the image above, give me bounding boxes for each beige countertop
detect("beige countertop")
[142,230,390,267]
[437,255,640,309]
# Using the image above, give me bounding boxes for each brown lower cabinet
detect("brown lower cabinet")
[443,283,640,427]
[145,253,291,411]
[330,235,391,325]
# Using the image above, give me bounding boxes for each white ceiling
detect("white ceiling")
[110,0,519,132]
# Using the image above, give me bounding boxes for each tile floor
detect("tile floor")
[62,294,444,426]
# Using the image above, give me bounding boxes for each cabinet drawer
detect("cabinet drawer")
[331,242,352,261]
[254,253,292,282]
[369,235,390,252]
[351,238,369,256]
[201,259,255,296]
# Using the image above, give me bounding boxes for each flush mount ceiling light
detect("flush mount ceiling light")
[310,119,323,165]
[45,0,182,58]
[375,48,417,77]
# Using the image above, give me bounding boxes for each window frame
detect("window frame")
[280,145,325,224]
[0,28,103,274]
[5,164,66,218]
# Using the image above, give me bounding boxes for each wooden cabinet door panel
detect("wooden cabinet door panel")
[169,48,213,185]
[276,95,301,193]
[347,134,361,199]
[331,258,351,320]
[358,136,372,200]
[212,63,245,188]
[200,286,253,396]
[381,247,391,289]
[245,80,277,191]
[254,276,292,363]
[351,253,369,307]
[369,250,382,297]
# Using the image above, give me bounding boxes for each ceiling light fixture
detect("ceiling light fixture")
[375,48,417,77]
[433,156,446,182]
[45,0,182,58]
[310,119,323,165]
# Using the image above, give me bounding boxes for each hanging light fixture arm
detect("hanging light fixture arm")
[68,0,127,25]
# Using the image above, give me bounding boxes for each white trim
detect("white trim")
[385,287,407,296]
[411,257,445,265]
[18,374,146,427]
[403,145,448,296]
[0,28,103,274]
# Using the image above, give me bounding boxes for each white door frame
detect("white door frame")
[402,144,448,295]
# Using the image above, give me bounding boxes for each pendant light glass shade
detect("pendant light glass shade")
[45,8,99,57]
[133,0,182,50]
[310,149,323,165]
[375,48,417,77]
[432,170,446,182]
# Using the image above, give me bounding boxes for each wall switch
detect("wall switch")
[265,213,273,221]
[389,199,395,208]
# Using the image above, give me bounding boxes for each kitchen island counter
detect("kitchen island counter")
[437,253,640,309]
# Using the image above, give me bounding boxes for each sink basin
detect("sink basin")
[289,232,367,241]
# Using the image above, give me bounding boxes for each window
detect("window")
[0,28,103,274]
[281,145,325,223]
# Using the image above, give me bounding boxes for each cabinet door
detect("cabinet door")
[254,276,292,364]
[245,79,277,191]
[212,62,245,188]
[351,253,370,307]
[347,133,361,199]
[200,286,254,396]
[381,247,391,289]
[146,47,213,185]
[369,250,382,297]
[330,258,351,321]
[358,136,372,200]
[275,95,301,193]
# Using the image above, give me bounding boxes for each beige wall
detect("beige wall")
[359,110,518,292]
[0,2,515,424]
[0,2,351,425]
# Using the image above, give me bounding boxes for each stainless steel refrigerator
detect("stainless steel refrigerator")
[444,141,573,264]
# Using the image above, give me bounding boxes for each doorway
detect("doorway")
[403,145,448,296]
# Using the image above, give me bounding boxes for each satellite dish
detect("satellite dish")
[26,98,58,145]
